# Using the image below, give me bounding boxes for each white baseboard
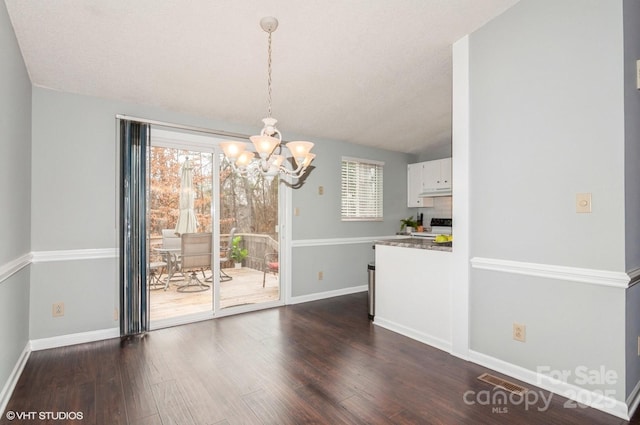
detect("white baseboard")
[30,327,120,351]
[0,343,30,417]
[288,285,367,305]
[626,378,640,419]
[468,349,629,420]
[373,317,451,354]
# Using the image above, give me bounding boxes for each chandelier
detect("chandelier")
[220,17,315,182]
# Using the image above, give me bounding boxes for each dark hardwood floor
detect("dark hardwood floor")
[1,293,635,424]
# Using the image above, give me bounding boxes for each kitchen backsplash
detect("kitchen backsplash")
[416,196,452,229]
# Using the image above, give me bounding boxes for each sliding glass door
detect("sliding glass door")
[148,135,215,328]
[146,128,283,328]
[217,155,281,313]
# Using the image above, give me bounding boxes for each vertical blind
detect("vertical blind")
[119,119,150,336]
[341,157,384,221]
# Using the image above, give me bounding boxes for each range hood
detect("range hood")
[419,188,452,197]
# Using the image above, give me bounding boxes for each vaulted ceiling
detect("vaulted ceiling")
[5,0,519,154]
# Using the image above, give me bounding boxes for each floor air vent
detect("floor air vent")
[477,373,528,395]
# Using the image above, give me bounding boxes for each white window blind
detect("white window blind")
[341,157,384,221]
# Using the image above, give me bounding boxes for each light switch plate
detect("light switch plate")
[576,193,592,213]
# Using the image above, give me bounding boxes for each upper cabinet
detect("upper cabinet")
[407,163,429,207]
[422,158,452,193]
[407,158,452,207]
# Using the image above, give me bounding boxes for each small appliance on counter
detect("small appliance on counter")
[410,218,452,240]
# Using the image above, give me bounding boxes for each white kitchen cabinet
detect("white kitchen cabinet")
[422,157,452,193]
[407,163,432,207]
[407,158,452,207]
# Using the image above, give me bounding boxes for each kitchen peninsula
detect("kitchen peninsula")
[374,237,453,353]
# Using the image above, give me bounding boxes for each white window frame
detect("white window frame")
[341,156,384,221]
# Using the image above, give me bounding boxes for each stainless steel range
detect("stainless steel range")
[410,218,452,239]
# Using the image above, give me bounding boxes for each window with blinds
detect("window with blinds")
[341,157,384,221]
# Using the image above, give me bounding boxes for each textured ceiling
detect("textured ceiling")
[5,0,519,154]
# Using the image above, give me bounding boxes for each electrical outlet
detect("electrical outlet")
[318,271,323,280]
[52,302,64,317]
[114,308,119,321]
[513,323,526,342]
[318,186,324,195]
[294,207,300,216]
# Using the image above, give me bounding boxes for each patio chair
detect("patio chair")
[162,229,181,249]
[159,228,185,288]
[219,228,236,282]
[148,259,167,290]
[178,232,212,292]
[263,252,278,288]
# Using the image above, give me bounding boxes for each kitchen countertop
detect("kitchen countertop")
[375,237,452,252]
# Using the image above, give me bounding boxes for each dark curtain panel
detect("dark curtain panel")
[119,120,150,336]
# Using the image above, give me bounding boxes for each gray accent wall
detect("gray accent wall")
[468,0,628,401]
[624,0,640,399]
[0,0,31,403]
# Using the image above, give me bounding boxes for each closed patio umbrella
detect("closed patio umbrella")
[174,158,198,236]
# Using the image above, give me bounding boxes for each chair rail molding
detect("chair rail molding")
[292,235,400,248]
[0,253,33,284]
[470,257,630,289]
[31,248,118,263]
[627,267,640,287]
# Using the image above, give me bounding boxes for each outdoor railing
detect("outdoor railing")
[226,233,278,271]
[149,232,278,272]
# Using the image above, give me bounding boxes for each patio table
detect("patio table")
[153,247,182,290]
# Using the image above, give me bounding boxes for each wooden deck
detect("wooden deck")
[149,267,279,321]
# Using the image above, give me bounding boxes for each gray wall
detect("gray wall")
[624,0,640,273]
[29,87,412,337]
[291,137,412,241]
[469,0,627,400]
[288,130,412,297]
[291,244,374,297]
[0,0,31,401]
[624,0,640,399]
[470,0,625,271]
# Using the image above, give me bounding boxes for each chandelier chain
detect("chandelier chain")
[267,30,273,118]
